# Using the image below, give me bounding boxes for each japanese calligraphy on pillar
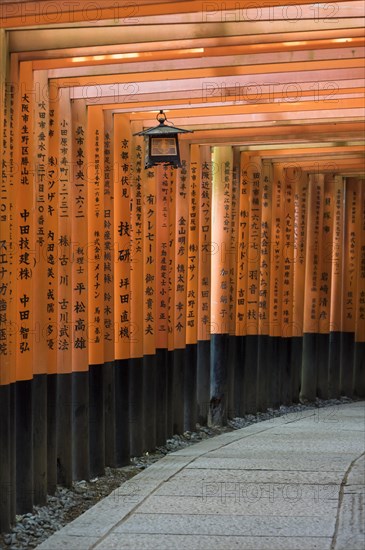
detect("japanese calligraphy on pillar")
[103,110,114,360]
[228,149,239,335]
[198,146,211,342]
[57,89,72,372]
[236,152,250,336]
[269,164,284,338]
[167,165,176,351]
[329,176,344,333]
[114,114,131,359]
[319,175,336,335]
[128,128,143,358]
[174,143,189,349]
[259,161,272,335]
[87,107,104,365]
[342,178,361,334]
[355,184,365,342]
[281,165,295,337]
[303,174,324,333]
[16,62,35,379]
[186,144,199,346]
[33,70,48,375]
[246,155,262,336]
[292,169,308,337]
[71,99,88,368]
[156,165,169,349]
[45,91,59,372]
[142,150,156,356]
[211,147,232,335]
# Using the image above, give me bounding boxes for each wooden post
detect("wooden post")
[209,146,233,426]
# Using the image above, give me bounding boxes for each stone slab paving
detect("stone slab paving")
[37,401,365,550]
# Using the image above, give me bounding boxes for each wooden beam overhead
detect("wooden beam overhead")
[1,0,361,28]
[2,0,364,176]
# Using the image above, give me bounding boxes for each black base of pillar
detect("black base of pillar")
[291,336,303,403]
[129,358,144,458]
[209,334,228,426]
[279,337,291,406]
[104,362,116,467]
[47,375,57,495]
[143,355,156,451]
[72,371,89,481]
[16,379,33,514]
[0,384,11,532]
[115,360,130,466]
[56,374,72,487]
[300,333,317,403]
[227,335,236,420]
[166,351,174,439]
[243,335,258,414]
[354,341,365,398]
[10,383,15,521]
[317,333,329,399]
[196,340,210,425]
[172,348,185,434]
[33,374,47,506]
[340,332,355,397]
[328,332,341,398]
[267,336,281,409]
[155,349,167,446]
[257,334,268,412]
[184,344,197,431]
[89,364,105,477]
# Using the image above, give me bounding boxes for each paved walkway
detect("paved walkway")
[38,401,365,550]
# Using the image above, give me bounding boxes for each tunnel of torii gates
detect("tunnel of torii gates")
[0,0,364,533]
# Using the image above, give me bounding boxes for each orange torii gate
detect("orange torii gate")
[0,0,364,534]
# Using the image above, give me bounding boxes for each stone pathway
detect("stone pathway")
[37,401,365,550]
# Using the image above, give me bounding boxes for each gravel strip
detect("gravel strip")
[0,396,355,549]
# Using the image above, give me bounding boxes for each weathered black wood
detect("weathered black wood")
[72,371,89,481]
[16,379,33,513]
[32,374,47,505]
[56,374,72,487]
[257,334,269,412]
[234,336,245,416]
[353,341,365,398]
[166,351,174,439]
[328,332,341,398]
[279,336,292,405]
[155,349,168,446]
[291,336,303,403]
[0,384,11,532]
[172,348,185,434]
[89,364,105,477]
[184,344,197,431]
[266,336,274,409]
[300,333,317,403]
[10,383,16,521]
[47,374,57,495]
[317,333,329,399]
[143,354,156,451]
[243,335,258,414]
[129,357,144,457]
[104,362,116,467]
[196,339,210,425]
[227,335,236,420]
[340,332,355,397]
[209,333,228,426]
[114,360,130,466]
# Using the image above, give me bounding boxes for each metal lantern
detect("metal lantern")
[134,110,193,168]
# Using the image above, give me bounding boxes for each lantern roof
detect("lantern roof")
[134,110,193,137]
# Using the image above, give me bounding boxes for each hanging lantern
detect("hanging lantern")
[134,110,193,169]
